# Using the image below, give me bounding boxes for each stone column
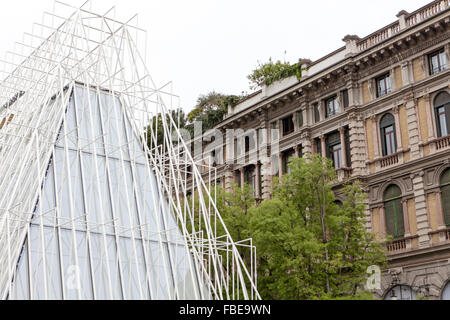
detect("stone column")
[402,199,411,237]
[293,145,300,158]
[339,127,347,168]
[301,132,312,157]
[240,167,245,190]
[392,106,403,151]
[320,135,326,158]
[223,165,235,193]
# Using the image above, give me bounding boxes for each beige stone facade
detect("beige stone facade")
[193,0,450,299]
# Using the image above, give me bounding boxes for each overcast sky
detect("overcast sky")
[0,0,430,113]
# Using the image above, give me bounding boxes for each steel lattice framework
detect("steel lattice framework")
[0,0,259,300]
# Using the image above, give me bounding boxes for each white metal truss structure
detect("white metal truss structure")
[0,1,259,300]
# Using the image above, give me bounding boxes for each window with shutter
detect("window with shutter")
[440,169,450,227]
[384,185,405,239]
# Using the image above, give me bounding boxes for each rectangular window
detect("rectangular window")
[326,132,342,169]
[244,134,255,153]
[282,115,294,136]
[342,89,349,109]
[282,150,295,175]
[314,103,320,123]
[325,96,339,117]
[331,144,342,169]
[429,49,447,75]
[376,73,391,97]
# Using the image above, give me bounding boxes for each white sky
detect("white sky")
[0,0,430,113]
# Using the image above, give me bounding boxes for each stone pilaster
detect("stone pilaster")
[260,155,272,200]
[301,132,312,157]
[411,171,431,248]
[348,112,367,176]
[405,96,421,159]
[223,165,235,193]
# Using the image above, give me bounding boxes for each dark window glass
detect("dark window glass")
[376,73,391,97]
[316,138,322,155]
[244,134,255,153]
[326,132,342,169]
[282,115,294,136]
[383,185,404,239]
[434,92,450,138]
[282,150,295,175]
[325,96,339,117]
[314,103,320,123]
[342,89,349,109]
[297,110,303,128]
[440,169,450,227]
[380,113,397,156]
[429,49,447,75]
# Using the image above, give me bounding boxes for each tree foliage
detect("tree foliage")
[216,154,386,300]
[247,58,307,90]
[187,91,242,134]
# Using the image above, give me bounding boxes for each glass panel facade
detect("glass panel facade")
[9,86,203,300]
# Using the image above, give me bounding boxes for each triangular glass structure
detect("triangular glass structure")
[0,2,259,301]
[9,85,204,300]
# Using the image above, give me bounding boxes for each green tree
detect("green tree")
[249,154,386,300]
[247,58,307,90]
[187,91,242,134]
[146,108,189,151]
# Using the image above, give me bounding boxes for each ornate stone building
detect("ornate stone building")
[193,0,450,299]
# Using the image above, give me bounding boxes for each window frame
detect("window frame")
[326,132,342,169]
[434,91,450,138]
[281,115,295,137]
[429,49,447,75]
[380,113,397,157]
[383,185,405,239]
[325,96,339,118]
[376,73,392,98]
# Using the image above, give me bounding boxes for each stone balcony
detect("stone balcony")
[353,0,449,53]
[386,235,420,254]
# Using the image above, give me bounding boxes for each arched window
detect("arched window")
[384,185,404,239]
[384,285,417,300]
[442,281,450,300]
[380,113,397,156]
[440,169,450,227]
[434,91,450,137]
